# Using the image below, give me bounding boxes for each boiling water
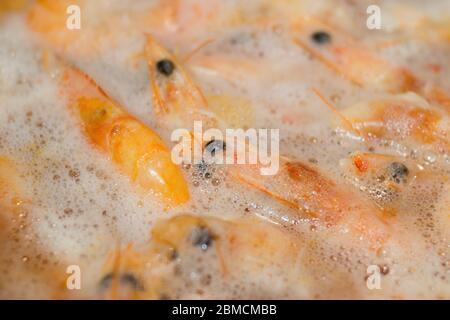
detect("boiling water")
[0,0,449,299]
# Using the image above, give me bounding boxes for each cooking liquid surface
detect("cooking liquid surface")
[0,0,449,299]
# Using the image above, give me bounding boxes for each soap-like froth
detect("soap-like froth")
[0,0,449,299]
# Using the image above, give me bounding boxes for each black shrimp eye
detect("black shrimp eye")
[156,59,175,76]
[120,273,144,290]
[388,162,409,183]
[99,272,144,291]
[204,139,226,157]
[190,226,213,251]
[311,31,331,44]
[99,273,114,290]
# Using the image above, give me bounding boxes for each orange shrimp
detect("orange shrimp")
[60,67,189,207]
[339,152,417,215]
[339,93,450,153]
[95,243,167,300]
[144,34,390,249]
[291,17,450,109]
[98,214,311,299]
[339,150,450,253]
[144,34,214,130]
[292,17,419,93]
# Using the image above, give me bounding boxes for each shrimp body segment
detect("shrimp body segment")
[60,68,189,206]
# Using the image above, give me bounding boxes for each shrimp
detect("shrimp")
[95,243,167,300]
[144,34,390,249]
[340,151,450,265]
[339,92,450,153]
[144,34,214,130]
[60,67,189,207]
[291,17,418,93]
[291,17,450,108]
[145,34,257,130]
[339,152,420,215]
[97,214,311,299]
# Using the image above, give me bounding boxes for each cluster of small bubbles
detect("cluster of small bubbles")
[369,184,399,206]
[0,3,449,298]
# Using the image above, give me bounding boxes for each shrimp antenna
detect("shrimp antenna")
[182,38,215,62]
[311,87,363,138]
[109,239,122,300]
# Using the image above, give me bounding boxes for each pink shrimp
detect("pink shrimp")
[291,17,450,109]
